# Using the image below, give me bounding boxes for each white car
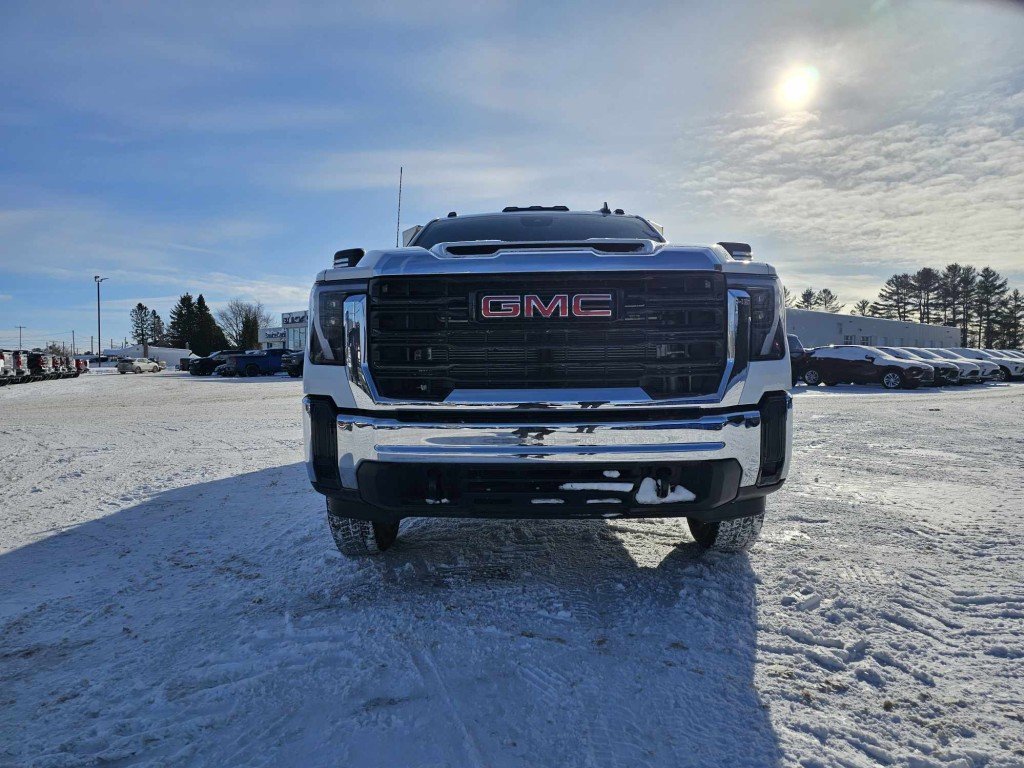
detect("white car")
[927,349,999,380]
[950,348,1024,382]
[117,357,161,374]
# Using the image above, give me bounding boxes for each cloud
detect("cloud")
[663,82,1024,301]
[0,293,10,300]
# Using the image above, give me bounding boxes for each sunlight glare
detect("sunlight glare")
[777,66,820,110]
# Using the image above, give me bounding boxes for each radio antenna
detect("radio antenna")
[395,166,403,247]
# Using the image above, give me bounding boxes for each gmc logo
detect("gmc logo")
[480,293,613,319]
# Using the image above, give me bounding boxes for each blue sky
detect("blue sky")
[1,0,1023,351]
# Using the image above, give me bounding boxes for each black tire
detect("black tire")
[881,369,905,389]
[288,370,301,378]
[995,367,1010,383]
[245,364,260,377]
[802,368,822,386]
[119,371,126,374]
[688,509,765,552]
[326,498,399,556]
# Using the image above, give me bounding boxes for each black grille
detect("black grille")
[368,272,728,401]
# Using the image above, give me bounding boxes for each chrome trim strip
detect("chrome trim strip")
[334,410,765,489]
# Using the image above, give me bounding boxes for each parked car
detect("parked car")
[188,349,243,376]
[281,349,304,378]
[903,347,981,385]
[787,334,810,386]
[147,357,167,371]
[926,349,999,381]
[75,358,89,375]
[801,345,933,389]
[949,348,1024,382]
[219,348,296,377]
[995,349,1024,360]
[117,357,161,374]
[0,350,14,385]
[876,346,959,386]
[178,357,194,371]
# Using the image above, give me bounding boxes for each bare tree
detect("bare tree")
[215,299,273,349]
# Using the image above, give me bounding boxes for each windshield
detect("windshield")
[411,213,665,249]
[931,350,961,360]
[878,347,911,360]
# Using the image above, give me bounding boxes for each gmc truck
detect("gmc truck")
[302,206,792,557]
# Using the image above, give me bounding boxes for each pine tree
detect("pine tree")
[996,289,1024,348]
[167,293,197,349]
[852,299,872,316]
[150,310,166,346]
[911,267,940,324]
[192,295,228,356]
[795,288,817,310]
[815,288,844,313]
[956,266,978,346]
[130,303,152,348]
[872,274,915,321]
[783,286,795,307]
[973,267,1008,348]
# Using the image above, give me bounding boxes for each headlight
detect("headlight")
[310,287,349,366]
[727,277,785,361]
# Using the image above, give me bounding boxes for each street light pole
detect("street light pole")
[94,276,108,367]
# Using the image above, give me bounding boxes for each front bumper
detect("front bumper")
[303,394,792,521]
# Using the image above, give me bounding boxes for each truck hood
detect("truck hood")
[317,242,778,282]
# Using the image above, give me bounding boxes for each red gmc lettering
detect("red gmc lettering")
[572,293,613,317]
[524,294,569,318]
[480,295,521,318]
[480,293,613,318]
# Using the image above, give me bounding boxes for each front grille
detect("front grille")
[367,272,728,401]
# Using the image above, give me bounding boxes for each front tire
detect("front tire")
[802,368,822,386]
[881,369,905,389]
[688,509,765,552]
[995,367,1010,382]
[326,498,399,556]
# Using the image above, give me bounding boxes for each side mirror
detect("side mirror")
[865,355,875,361]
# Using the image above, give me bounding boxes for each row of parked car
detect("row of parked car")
[0,351,86,385]
[184,348,304,378]
[788,335,1024,389]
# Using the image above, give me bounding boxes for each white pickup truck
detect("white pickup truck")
[302,206,792,557]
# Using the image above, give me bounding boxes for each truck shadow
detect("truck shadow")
[0,464,781,768]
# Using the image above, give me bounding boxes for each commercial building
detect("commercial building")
[259,310,308,350]
[99,344,194,366]
[786,308,960,348]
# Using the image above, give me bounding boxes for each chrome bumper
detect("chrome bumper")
[304,401,777,491]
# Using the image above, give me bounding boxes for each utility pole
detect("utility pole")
[395,166,403,248]
[94,276,108,366]
[71,330,76,355]
[16,325,26,349]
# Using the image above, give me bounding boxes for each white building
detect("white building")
[259,310,308,350]
[786,308,960,348]
[101,344,194,365]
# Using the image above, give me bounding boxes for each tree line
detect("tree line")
[854,265,1022,348]
[129,294,274,356]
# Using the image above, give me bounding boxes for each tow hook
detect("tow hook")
[654,467,672,499]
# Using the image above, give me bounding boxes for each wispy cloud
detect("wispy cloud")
[664,82,1024,301]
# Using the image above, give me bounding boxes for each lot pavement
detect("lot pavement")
[1,373,1023,767]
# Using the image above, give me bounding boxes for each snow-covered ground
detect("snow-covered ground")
[2,373,1022,767]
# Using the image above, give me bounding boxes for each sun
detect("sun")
[777,66,820,110]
